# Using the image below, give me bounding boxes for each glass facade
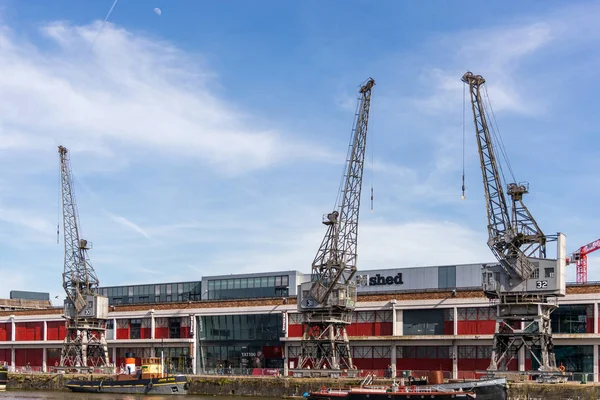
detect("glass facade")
[550,304,592,334]
[403,309,445,335]
[198,313,283,371]
[530,345,594,375]
[100,281,202,306]
[206,275,289,300]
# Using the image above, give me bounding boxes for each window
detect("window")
[282,275,289,286]
[545,268,555,278]
[155,285,161,295]
[169,318,181,338]
[275,276,282,286]
[139,296,149,303]
[130,319,142,339]
[178,284,183,294]
[241,278,248,289]
[166,285,172,295]
[166,295,172,302]
[113,298,122,305]
[532,269,540,279]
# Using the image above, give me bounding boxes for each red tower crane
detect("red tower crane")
[567,238,600,284]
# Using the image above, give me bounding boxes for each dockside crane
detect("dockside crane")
[58,145,110,371]
[462,72,567,381]
[567,238,600,284]
[295,78,375,375]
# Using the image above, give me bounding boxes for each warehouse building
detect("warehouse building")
[0,263,598,380]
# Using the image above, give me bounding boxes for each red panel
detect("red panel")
[47,352,61,369]
[288,325,303,337]
[15,323,27,341]
[444,321,454,335]
[379,323,393,336]
[477,321,496,334]
[0,349,11,364]
[140,328,151,339]
[155,327,169,339]
[31,322,43,341]
[0,323,10,341]
[116,328,129,340]
[587,318,594,333]
[47,321,67,341]
[180,327,191,338]
[353,358,374,369]
[116,357,126,369]
[14,348,43,367]
[399,358,452,372]
[371,358,389,369]
[346,324,358,336]
[263,345,283,359]
[457,321,495,335]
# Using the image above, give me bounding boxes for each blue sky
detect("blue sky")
[0,0,599,302]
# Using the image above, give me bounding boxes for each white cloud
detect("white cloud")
[203,217,492,277]
[0,20,326,175]
[108,213,151,239]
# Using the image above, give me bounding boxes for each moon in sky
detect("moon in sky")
[153,8,162,16]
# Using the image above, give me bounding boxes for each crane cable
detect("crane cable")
[482,85,517,185]
[57,160,61,245]
[461,82,466,200]
[370,98,374,213]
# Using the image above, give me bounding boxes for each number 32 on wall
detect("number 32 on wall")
[536,280,548,289]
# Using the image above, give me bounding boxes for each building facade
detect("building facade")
[1,264,599,381]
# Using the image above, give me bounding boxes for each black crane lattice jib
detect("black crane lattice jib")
[462,72,567,382]
[296,78,375,375]
[58,146,110,371]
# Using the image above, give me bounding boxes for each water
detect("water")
[0,392,278,400]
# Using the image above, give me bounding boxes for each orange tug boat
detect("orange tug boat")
[66,356,188,395]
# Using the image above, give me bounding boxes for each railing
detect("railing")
[5,366,599,382]
[200,367,284,376]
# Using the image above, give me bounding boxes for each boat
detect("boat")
[306,373,507,400]
[0,363,7,391]
[65,356,188,395]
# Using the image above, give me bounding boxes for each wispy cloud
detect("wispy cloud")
[0,20,329,175]
[108,213,151,239]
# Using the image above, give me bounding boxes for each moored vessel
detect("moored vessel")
[65,356,188,395]
[306,375,506,400]
[0,363,7,391]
